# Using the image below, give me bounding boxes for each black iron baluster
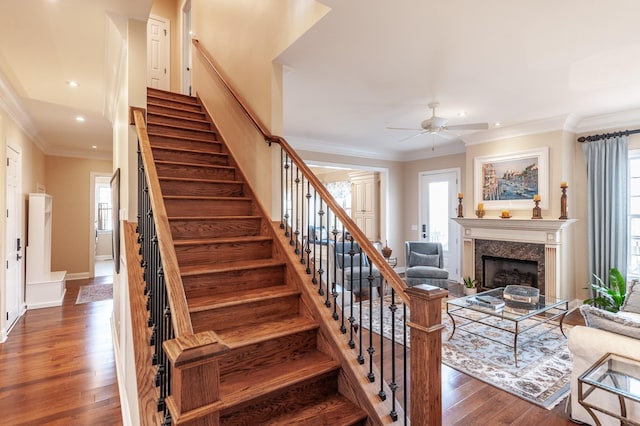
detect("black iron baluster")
[311,189,318,285]
[317,200,325,297]
[389,289,399,421]
[304,181,312,272]
[378,275,387,401]
[367,258,375,382]
[356,241,364,365]
[348,238,356,349]
[279,148,285,230]
[337,227,346,333]
[324,208,332,308]
[293,166,300,252]
[283,154,290,238]
[331,213,339,319]
[402,301,408,424]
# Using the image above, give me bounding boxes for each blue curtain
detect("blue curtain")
[582,136,628,283]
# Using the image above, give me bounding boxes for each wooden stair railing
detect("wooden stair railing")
[192,39,447,425]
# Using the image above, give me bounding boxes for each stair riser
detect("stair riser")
[150,136,222,153]
[147,123,217,140]
[219,329,318,376]
[160,180,244,197]
[148,113,212,131]
[146,96,202,112]
[191,295,300,333]
[147,88,199,104]
[183,265,285,299]
[219,371,339,424]
[147,103,206,120]
[156,163,235,181]
[164,199,253,217]
[175,239,273,267]
[170,217,262,240]
[152,148,229,166]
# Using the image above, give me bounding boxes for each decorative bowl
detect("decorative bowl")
[503,285,539,304]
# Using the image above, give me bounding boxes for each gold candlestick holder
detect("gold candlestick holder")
[559,185,568,219]
[532,200,542,219]
[475,209,485,218]
[457,196,464,218]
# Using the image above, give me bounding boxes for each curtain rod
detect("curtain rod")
[577,128,640,142]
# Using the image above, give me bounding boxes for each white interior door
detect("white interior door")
[182,0,192,95]
[419,169,461,281]
[5,145,23,330]
[147,16,170,90]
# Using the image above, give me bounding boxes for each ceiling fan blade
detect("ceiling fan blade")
[445,122,489,131]
[386,126,422,131]
[398,131,428,142]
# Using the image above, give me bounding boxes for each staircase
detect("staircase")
[145,87,368,425]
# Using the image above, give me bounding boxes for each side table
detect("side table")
[578,352,640,426]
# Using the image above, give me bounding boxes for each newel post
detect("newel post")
[405,284,448,426]
[163,331,229,425]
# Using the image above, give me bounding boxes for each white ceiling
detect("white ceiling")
[0,0,151,160]
[2,1,640,162]
[278,0,640,161]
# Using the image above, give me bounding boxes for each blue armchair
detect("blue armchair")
[331,240,382,299]
[404,241,449,288]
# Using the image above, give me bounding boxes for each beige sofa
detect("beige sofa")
[567,280,640,425]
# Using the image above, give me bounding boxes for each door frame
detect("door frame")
[418,167,462,281]
[147,15,171,90]
[3,140,25,341]
[89,172,114,278]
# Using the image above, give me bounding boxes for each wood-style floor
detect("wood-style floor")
[0,275,583,425]
[0,276,122,426]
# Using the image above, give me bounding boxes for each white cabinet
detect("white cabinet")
[349,171,380,241]
[26,193,66,309]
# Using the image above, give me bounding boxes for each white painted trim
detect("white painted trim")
[112,314,133,426]
[148,15,171,91]
[65,272,91,280]
[90,172,113,279]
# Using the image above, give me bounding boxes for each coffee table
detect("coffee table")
[446,288,568,366]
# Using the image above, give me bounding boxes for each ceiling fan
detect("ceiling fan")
[387,102,489,143]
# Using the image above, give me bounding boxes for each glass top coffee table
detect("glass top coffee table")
[446,288,568,366]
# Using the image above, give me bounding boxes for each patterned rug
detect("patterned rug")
[350,295,572,409]
[75,284,113,304]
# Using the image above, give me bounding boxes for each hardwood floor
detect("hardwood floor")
[0,273,584,425]
[0,276,122,426]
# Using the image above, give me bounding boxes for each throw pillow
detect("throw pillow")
[314,226,328,242]
[409,251,439,267]
[621,279,640,314]
[580,305,640,340]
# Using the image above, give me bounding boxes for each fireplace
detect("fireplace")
[454,217,576,300]
[474,239,545,294]
[482,255,538,290]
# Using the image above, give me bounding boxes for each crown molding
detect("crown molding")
[462,115,574,146]
[288,135,406,161]
[574,107,640,134]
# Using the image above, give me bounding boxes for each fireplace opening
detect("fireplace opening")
[482,255,538,290]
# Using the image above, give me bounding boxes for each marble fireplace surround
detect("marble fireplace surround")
[453,218,576,300]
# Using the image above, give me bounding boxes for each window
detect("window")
[96,184,112,231]
[630,151,640,278]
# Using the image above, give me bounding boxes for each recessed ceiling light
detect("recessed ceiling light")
[495,122,501,127]
[67,80,79,88]
[76,116,85,122]
[457,111,466,117]
[91,145,98,149]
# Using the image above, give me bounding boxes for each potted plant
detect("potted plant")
[462,276,478,296]
[584,267,626,312]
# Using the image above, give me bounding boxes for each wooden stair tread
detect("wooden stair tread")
[164,195,251,201]
[173,235,272,246]
[148,131,221,145]
[188,286,300,312]
[147,99,202,110]
[180,258,285,276]
[156,160,232,170]
[169,215,261,221]
[150,145,227,157]
[217,316,318,348]
[266,394,368,426]
[220,352,339,409]
[159,176,243,185]
[148,111,209,124]
[148,121,216,132]
[147,88,198,104]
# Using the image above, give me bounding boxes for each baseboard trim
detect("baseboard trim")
[66,272,91,280]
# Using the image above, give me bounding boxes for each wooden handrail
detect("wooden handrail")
[192,39,409,304]
[131,108,193,337]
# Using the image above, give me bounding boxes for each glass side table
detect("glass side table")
[578,352,640,426]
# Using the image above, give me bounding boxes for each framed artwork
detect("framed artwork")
[474,147,549,210]
[111,168,120,273]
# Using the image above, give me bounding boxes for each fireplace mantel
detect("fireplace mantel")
[453,218,576,245]
[453,217,577,300]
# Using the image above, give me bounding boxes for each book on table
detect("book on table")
[467,294,505,310]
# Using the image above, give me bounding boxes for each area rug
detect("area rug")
[350,295,572,409]
[75,284,113,304]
